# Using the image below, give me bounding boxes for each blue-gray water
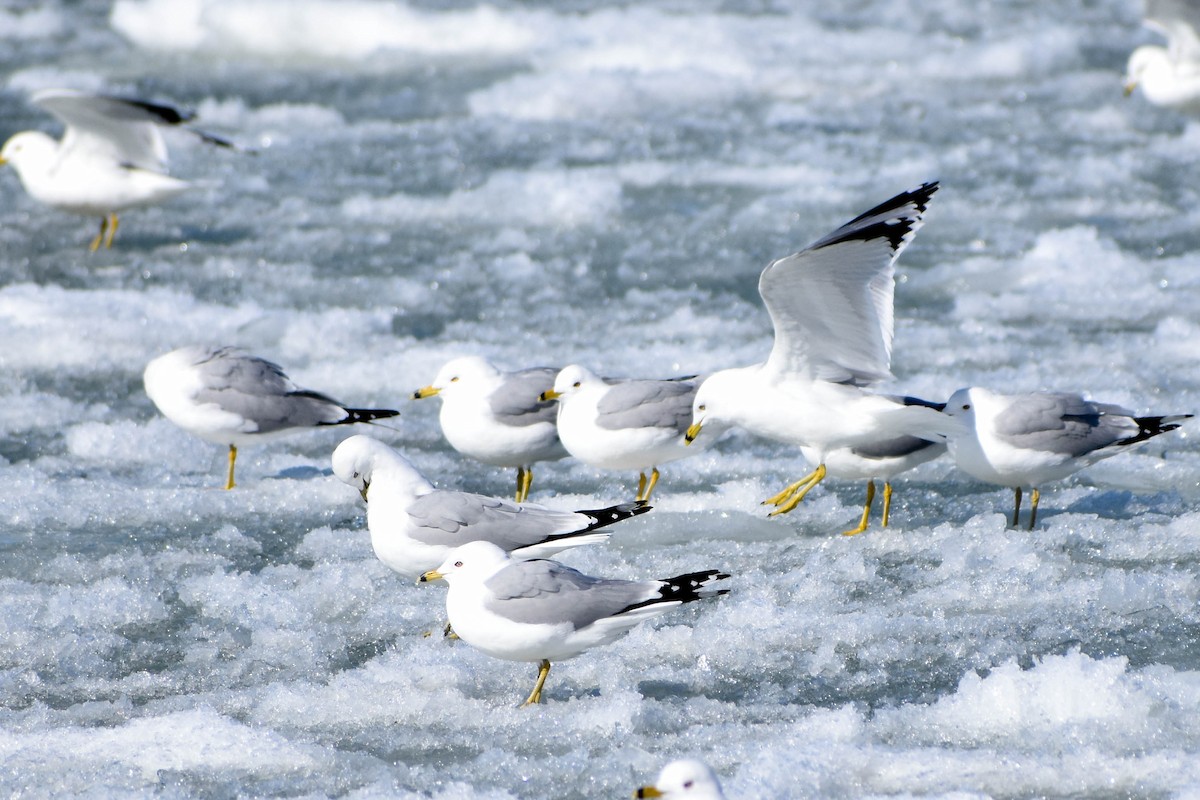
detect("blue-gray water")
[2,0,1200,797]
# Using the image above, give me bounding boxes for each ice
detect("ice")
[3,0,1200,796]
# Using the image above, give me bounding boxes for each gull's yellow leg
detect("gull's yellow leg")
[762,467,823,506]
[767,464,827,517]
[881,482,894,528]
[514,466,528,503]
[635,472,648,502]
[103,213,119,248]
[842,479,876,536]
[225,444,238,490]
[89,217,107,253]
[522,466,534,502]
[1011,486,1022,529]
[639,467,661,502]
[521,659,552,707]
[1028,488,1040,531]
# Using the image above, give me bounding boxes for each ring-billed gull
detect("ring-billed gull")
[801,415,947,536]
[144,346,398,489]
[1124,0,1200,112]
[412,356,567,503]
[331,435,648,579]
[419,540,730,706]
[636,759,727,799]
[685,183,957,518]
[0,89,238,251]
[942,387,1192,529]
[541,365,701,502]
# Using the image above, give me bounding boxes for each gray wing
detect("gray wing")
[760,183,937,385]
[193,348,348,433]
[488,367,560,428]
[852,435,944,460]
[34,89,174,172]
[405,491,583,549]
[595,378,697,433]
[993,393,1132,457]
[483,559,655,629]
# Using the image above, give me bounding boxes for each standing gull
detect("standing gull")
[1124,0,1200,113]
[420,540,730,706]
[803,412,948,536]
[412,356,567,503]
[144,346,398,489]
[636,759,728,800]
[685,182,957,518]
[542,365,701,502]
[331,435,648,580]
[942,387,1191,529]
[0,89,238,251]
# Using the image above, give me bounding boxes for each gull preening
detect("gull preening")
[412,356,567,503]
[330,435,648,580]
[143,346,398,489]
[685,182,956,523]
[1124,0,1200,112]
[542,365,701,502]
[942,387,1191,529]
[0,88,239,251]
[420,541,729,706]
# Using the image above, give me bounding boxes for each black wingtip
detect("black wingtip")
[342,408,402,425]
[577,501,654,533]
[1116,413,1193,446]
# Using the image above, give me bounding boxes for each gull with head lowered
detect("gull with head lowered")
[331,435,649,580]
[144,345,398,489]
[685,182,956,522]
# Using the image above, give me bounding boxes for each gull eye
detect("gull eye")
[683,781,694,789]
[450,376,459,382]
[572,381,581,388]
[698,404,706,412]
[454,560,463,568]
[962,404,971,411]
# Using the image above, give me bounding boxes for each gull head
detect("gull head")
[420,540,511,584]
[685,370,743,444]
[636,759,726,799]
[941,387,979,427]
[1124,45,1170,97]
[0,131,57,178]
[542,363,602,402]
[331,434,429,502]
[413,355,499,400]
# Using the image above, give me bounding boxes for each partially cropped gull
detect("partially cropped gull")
[1124,0,1200,113]
[421,541,729,706]
[635,759,727,800]
[143,345,398,489]
[331,434,647,580]
[942,386,1191,529]
[542,364,702,502]
[0,89,240,251]
[685,182,958,521]
[412,356,567,503]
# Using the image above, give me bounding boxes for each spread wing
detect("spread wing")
[33,89,179,172]
[1146,0,1200,62]
[760,182,938,386]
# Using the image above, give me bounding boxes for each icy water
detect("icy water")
[2,0,1200,797]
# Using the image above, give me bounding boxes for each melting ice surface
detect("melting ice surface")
[2,0,1200,796]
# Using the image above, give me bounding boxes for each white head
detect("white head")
[414,356,501,401]
[637,759,726,800]
[420,540,512,585]
[0,131,58,180]
[548,364,604,400]
[684,369,746,444]
[331,434,431,502]
[1124,45,1170,95]
[941,387,979,428]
